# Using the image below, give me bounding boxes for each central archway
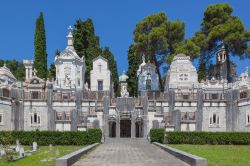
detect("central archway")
[120,120,131,137]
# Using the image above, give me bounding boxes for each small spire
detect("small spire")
[3,63,6,67]
[67,26,74,48]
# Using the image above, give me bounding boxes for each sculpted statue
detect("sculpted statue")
[120,83,129,98]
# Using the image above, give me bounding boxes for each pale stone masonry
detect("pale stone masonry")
[0,27,249,138]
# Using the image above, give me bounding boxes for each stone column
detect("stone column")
[116,117,120,138]
[25,68,29,80]
[131,113,135,138]
[47,83,55,131]
[196,89,204,131]
[28,67,32,79]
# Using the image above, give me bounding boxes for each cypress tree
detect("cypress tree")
[127,44,142,97]
[102,47,119,96]
[73,18,102,87]
[34,12,47,79]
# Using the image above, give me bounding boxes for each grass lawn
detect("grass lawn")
[169,144,250,166]
[0,145,82,166]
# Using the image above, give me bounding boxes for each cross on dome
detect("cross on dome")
[68,26,73,34]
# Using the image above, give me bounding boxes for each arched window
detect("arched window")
[3,88,10,97]
[240,91,247,99]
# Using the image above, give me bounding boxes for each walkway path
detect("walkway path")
[73,138,188,166]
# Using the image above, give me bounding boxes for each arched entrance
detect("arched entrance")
[120,120,131,137]
[109,121,116,137]
[135,119,143,138]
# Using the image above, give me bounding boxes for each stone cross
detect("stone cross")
[68,26,73,33]
[16,140,20,145]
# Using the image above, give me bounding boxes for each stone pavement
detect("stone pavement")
[73,138,188,166]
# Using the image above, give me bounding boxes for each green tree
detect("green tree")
[193,3,250,81]
[73,18,102,87]
[34,12,47,79]
[133,12,186,90]
[102,47,119,96]
[48,50,60,79]
[0,60,25,81]
[127,45,141,96]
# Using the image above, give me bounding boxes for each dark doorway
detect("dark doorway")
[109,121,116,137]
[120,120,131,137]
[135,121,143,138]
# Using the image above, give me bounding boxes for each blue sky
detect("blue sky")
[0,0,250,75]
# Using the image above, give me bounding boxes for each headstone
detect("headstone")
[19,147,25,157]
[15,144,20,152]
[32,142,37,151]
[56,148,60,156]
[0,149,5,156]
[49,144,53,151]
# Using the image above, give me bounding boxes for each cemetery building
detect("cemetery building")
[0,27,250,138]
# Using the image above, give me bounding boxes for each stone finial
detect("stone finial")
[68,26,73,35]
[67,26,74,47]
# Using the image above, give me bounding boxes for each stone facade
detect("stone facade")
[90,56,111,91]
[0,27,250,139]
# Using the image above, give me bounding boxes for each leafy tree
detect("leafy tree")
[193,3,250,81]
[166,39,200,64]
[73,18,102,87]
[102,47,119,96]
[133,12,185,90]
[34,12,47,79]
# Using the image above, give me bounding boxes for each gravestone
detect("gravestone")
[15,144,20,152]
[19,147,25,157]
[56,148,60,156]
[15,140,20,152]
[49,144,53,151]
[0,148,5,157]
[33,142,37,151]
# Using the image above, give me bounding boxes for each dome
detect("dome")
[0,64,16,81]
[119,70,128,82]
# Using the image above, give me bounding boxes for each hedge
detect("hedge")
[149,129,250,145]
[149,128,165,143]
[165,132,250,145]
[0,129,102,145]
